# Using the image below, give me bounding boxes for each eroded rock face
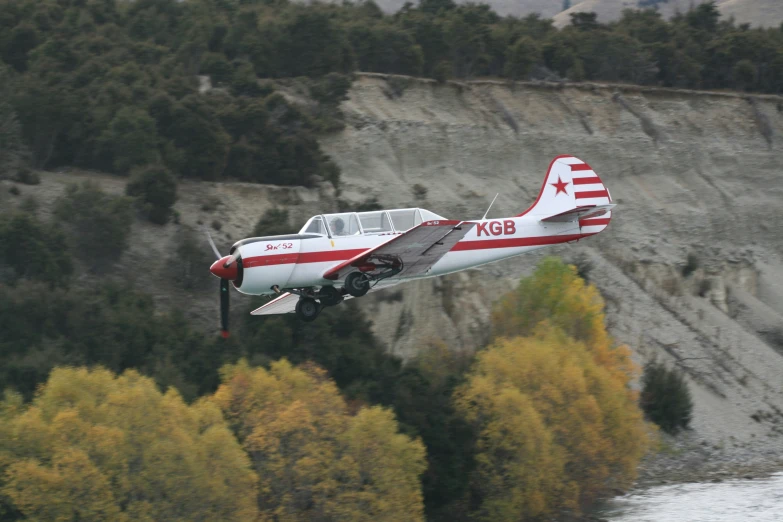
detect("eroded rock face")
[319,75,783,446]
[17,75,783,448]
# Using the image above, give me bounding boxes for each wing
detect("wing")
[250,281,401,316]
[323,220,476,281]
[250,292,298,316]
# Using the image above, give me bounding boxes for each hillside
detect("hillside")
[7,74,783,458]
[554,0,783,27]
[323,75,783,452]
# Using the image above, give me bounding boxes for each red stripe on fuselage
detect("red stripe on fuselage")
[243,249,367,268]
[242,234,597,268]
[570,164,593,171]
[572,176,602,185]
[450,233,592,251]
[575,189,609,199]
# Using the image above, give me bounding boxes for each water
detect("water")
[598,472,783,522]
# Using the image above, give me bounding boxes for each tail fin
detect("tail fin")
[518,155,613,230]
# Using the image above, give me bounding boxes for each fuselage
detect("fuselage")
[232,213,607,296]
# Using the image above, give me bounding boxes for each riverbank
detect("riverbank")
[633,430,783,488]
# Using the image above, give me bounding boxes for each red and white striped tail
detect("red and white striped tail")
[518,155,613,231]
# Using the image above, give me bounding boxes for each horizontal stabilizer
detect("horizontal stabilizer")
[540,204,616,223]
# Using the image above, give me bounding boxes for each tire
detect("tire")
[295,297,321,322]
[345,272,370,297]
[319,286,344,307]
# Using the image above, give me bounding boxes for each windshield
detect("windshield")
[324,213,362,236]
[358,211,393,234]
[301,216,327,235]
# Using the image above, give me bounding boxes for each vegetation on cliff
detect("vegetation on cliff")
[2,0,782,189]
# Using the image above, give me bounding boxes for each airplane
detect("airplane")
[208,155,614,336]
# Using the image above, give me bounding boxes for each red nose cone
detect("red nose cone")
[210,256,238,280]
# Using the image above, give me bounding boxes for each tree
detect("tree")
[0,211,72,287]
[126,164,178,224]
[640,360,693,433]
[0,367,259,521]
[504,36,540,80]
[211,359,427,521]
[0,93,28,180]
[54,182,134,270]
[455,325,649,518]
[491,257,633,382]
[97,107,160,174]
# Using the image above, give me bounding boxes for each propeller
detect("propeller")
[206,231,238,338]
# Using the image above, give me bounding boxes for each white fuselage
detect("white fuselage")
[233,214,605,296]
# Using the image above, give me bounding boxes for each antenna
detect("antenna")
[481,193,499,220]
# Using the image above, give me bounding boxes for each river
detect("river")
[597,472,783,521]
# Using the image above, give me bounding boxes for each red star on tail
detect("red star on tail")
[550,176,569,196]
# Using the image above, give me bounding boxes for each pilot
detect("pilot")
[331,217,347,236]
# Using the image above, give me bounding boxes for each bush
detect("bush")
[0,212,72,287]
[640,360,693,434]
[126,164,178,225]
[54,182,134,270]
[252,208,290,237]
[13,168,39,185]
[682,252,700,277]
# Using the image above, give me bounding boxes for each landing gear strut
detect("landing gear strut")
[344,272,370,297]
[295,297,321,322]
[318,286,344,307]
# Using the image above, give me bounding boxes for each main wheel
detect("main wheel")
[319,286,344,307]
[295,297,321,322]
[344,272,370,297]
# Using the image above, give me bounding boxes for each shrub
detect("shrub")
[682,253,700,277]
[433,61,452,83]
[640,360,693,434]
[13,168,39,185]
[252,208,290,237]
[0,212,72,287]
[412,183,428,201]
[126,164,178,225]
[54,182,134,270]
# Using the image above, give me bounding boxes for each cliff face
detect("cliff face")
[319,74,783,446]
[9,74,782,449]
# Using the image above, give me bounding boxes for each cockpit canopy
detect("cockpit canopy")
[299,208,446,237]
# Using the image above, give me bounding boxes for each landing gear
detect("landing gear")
[345,272,370,297]
[318,285,344,307]
[295,297,321,322]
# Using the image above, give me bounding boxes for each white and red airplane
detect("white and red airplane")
[208,155,614,335]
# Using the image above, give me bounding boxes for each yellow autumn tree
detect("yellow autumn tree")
[211,359,427,522]
[0,367,258,522]
[491,257,635,384]
[455,258,650,520]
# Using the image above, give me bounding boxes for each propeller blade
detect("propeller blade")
[223,250,241,268]
[206,230,221,260]
[220,278,230,338]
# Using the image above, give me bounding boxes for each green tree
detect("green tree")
[126,164,178,225]
[504,36,540,80]
[54,181,134,270]
[640,360,693,434]
[0,367,259,521]
[0,212,72,287]
[98,107,160,174]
